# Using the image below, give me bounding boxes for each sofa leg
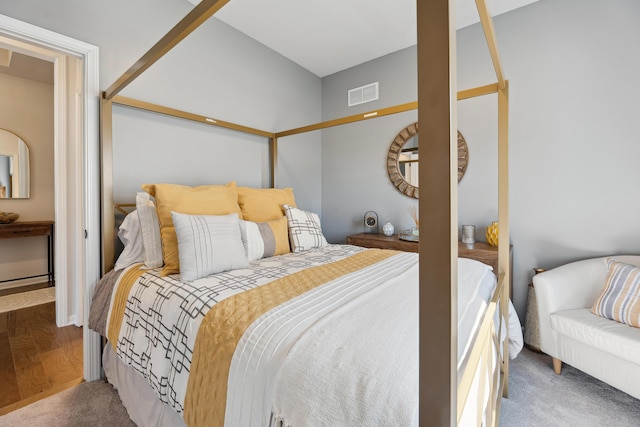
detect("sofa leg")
[552,358,562,374]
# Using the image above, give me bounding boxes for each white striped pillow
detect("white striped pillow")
[172,212,248,282]
[591,258,640,328]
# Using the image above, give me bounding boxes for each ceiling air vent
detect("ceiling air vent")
[348,82,379,107]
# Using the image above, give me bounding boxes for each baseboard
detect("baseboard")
[67,314,79,326]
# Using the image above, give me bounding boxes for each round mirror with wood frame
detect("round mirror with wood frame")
[386,122,468,199]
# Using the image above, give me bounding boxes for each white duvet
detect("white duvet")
[224,254,522,427]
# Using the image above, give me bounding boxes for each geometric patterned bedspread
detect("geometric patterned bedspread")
[104,244,367,418]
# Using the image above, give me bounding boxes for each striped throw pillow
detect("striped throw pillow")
[172,212,248,282]
[591,258,640,328]
[239,217,290,261]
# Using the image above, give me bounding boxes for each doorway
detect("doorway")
[0,14,101,381]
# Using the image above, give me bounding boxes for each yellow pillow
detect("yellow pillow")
[142,182,242,275]
[237,186,296,222]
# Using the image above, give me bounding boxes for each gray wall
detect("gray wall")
[0,0,323,214]
[322,47,419,241]
[321,0,640,318]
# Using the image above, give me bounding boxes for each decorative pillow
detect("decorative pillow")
[237,186,296,222]
[142,182,242,275]
[591,258,640,328]
[239,216,290,261]
[114,210,144,271]
[172,212,248,282]
[283,204,328,252]
[135,192,163,269]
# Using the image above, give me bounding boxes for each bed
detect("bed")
[89,190,522,426]
[92,0,513,424]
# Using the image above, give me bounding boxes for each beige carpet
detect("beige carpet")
[0,380,135,427]
[2,348,639,426]
[500,348,640,426]
[0,287,55,314]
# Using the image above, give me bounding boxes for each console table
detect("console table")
[0,220,54,284]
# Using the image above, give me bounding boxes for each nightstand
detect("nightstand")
[346,233,419,252]
[346,233,512,295]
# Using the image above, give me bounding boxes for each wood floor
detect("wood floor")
[0,301,83,414]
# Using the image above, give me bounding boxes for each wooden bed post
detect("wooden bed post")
[100,94,115,273]
[498,81,510,398]
[417,0,458,425]
[270,136,278,188]
[477,0,510,403]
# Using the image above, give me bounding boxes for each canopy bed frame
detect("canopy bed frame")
[95,0,510,425]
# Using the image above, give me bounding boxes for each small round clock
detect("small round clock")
[364,211,378,234]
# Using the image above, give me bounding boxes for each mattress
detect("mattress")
[90,244,521,426]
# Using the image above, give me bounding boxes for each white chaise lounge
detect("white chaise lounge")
[534,255,640,400]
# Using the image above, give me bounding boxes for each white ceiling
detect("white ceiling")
[196,0,540,77]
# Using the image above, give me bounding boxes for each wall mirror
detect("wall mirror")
[386,122,468,199]
[0,129,30,199]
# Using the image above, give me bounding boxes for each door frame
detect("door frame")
[0,14,101,380]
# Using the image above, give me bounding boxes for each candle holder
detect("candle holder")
[461,224,475,245]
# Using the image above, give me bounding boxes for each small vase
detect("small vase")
[486,221,499,247]
[382,221,394,236]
